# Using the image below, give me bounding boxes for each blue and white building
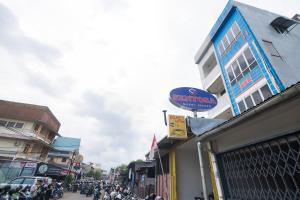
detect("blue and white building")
[193,1,300,200]
[195,0,300,119]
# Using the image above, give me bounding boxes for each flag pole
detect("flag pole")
[157,147,169,200]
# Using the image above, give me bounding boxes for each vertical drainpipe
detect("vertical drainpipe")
[197,142,208,200]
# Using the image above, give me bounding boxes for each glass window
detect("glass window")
[219,42,225,55]
[237,54,248,72]
[238,101,246,113]
[249,60,258,70]
[23,178,35,185]
[244,47,255,65]
[252,90,263,105]
[232,61,241,78]
[21,168,35,176]
[227,67,235,82]
[9,178,24,184]
[227,31,235,45]
[245,96,254,109]
[222,37,230,49]
[15,123,24,129]
[232,22,241,38]
[7,121,16,127]
[260,84,273,100]
[0,120,7,126]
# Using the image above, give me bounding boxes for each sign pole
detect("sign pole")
[193,111,197,118]
[157,148,169,200]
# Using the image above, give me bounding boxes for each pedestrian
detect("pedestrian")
[31,180,43,200]
[45,181,53,200]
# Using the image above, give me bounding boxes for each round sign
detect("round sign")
[38,164,48,174]
[169,87,217,111]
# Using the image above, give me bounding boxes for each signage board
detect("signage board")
[169,87,217,111]
[168,115,187,139]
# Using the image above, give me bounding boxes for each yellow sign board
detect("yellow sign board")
[168,115,187,139]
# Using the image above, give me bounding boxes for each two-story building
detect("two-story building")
[47,137,81,170]
[194,1,300,199]
[0,100,61,161]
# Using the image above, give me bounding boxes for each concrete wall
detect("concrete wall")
[175,138,213,200]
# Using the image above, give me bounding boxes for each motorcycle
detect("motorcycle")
[52,187,63,199]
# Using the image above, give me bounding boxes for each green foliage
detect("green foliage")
[85,170,94,177]
[94,170,102,180]
[65,174,74,185]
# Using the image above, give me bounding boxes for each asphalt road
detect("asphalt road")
[62,192,93,200]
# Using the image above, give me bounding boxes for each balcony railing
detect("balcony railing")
[207,93,231,119]
[203,64,221,90]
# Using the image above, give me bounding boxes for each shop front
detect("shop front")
[197,82,300,200]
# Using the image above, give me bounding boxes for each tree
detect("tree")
[94,170,102,180]
[65,174,74,185]
[85,170,94,177]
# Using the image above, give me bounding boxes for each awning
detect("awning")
[187,117,226,136]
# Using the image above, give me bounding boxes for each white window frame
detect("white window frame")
[218,21,241,56]
[225,45,258,86]
[237,82,274,113]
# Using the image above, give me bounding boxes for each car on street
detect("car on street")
[0,176,52,190]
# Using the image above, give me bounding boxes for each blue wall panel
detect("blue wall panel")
[212,8,277,115]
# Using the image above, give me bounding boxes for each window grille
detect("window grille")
[217,132,300,200]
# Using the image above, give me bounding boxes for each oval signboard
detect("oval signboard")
[169,87,217,111]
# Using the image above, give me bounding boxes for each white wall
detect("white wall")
[175,138,213,200]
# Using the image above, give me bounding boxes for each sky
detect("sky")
[0,0,299,170]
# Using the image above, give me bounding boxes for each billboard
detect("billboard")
[168,115,187,139]
[169,87,217,111]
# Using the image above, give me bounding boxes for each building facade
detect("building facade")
[0,100,60,161]
[47,137,81,170]
[195,0,300,119]
[194,1,300,200]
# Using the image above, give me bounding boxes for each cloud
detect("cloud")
[0,3,60,65]
[75,91,145,169]
[26,70,74,97]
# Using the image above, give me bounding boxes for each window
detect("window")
[252,90,263,105]
[222,37,230,49]
[23,144,31,153]
[15,122,24,129]
[9,178,24,184]
[0,120,7,126]
[232,22,241,37]
[23,178,35,185]
[232,61,242,81]
[219,42,225,55]
[226,30,235,45]
[237,54,248,72]
[218,22,241,55]
[226,47,258,86]
[245,96,254,109]
[238,101,246,113]
[237,84,273,114]
[7,121,16,127]
[261,84,273,100]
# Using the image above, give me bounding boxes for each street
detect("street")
[62,192,92,200]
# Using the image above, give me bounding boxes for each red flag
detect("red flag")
[149,135,158,160]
